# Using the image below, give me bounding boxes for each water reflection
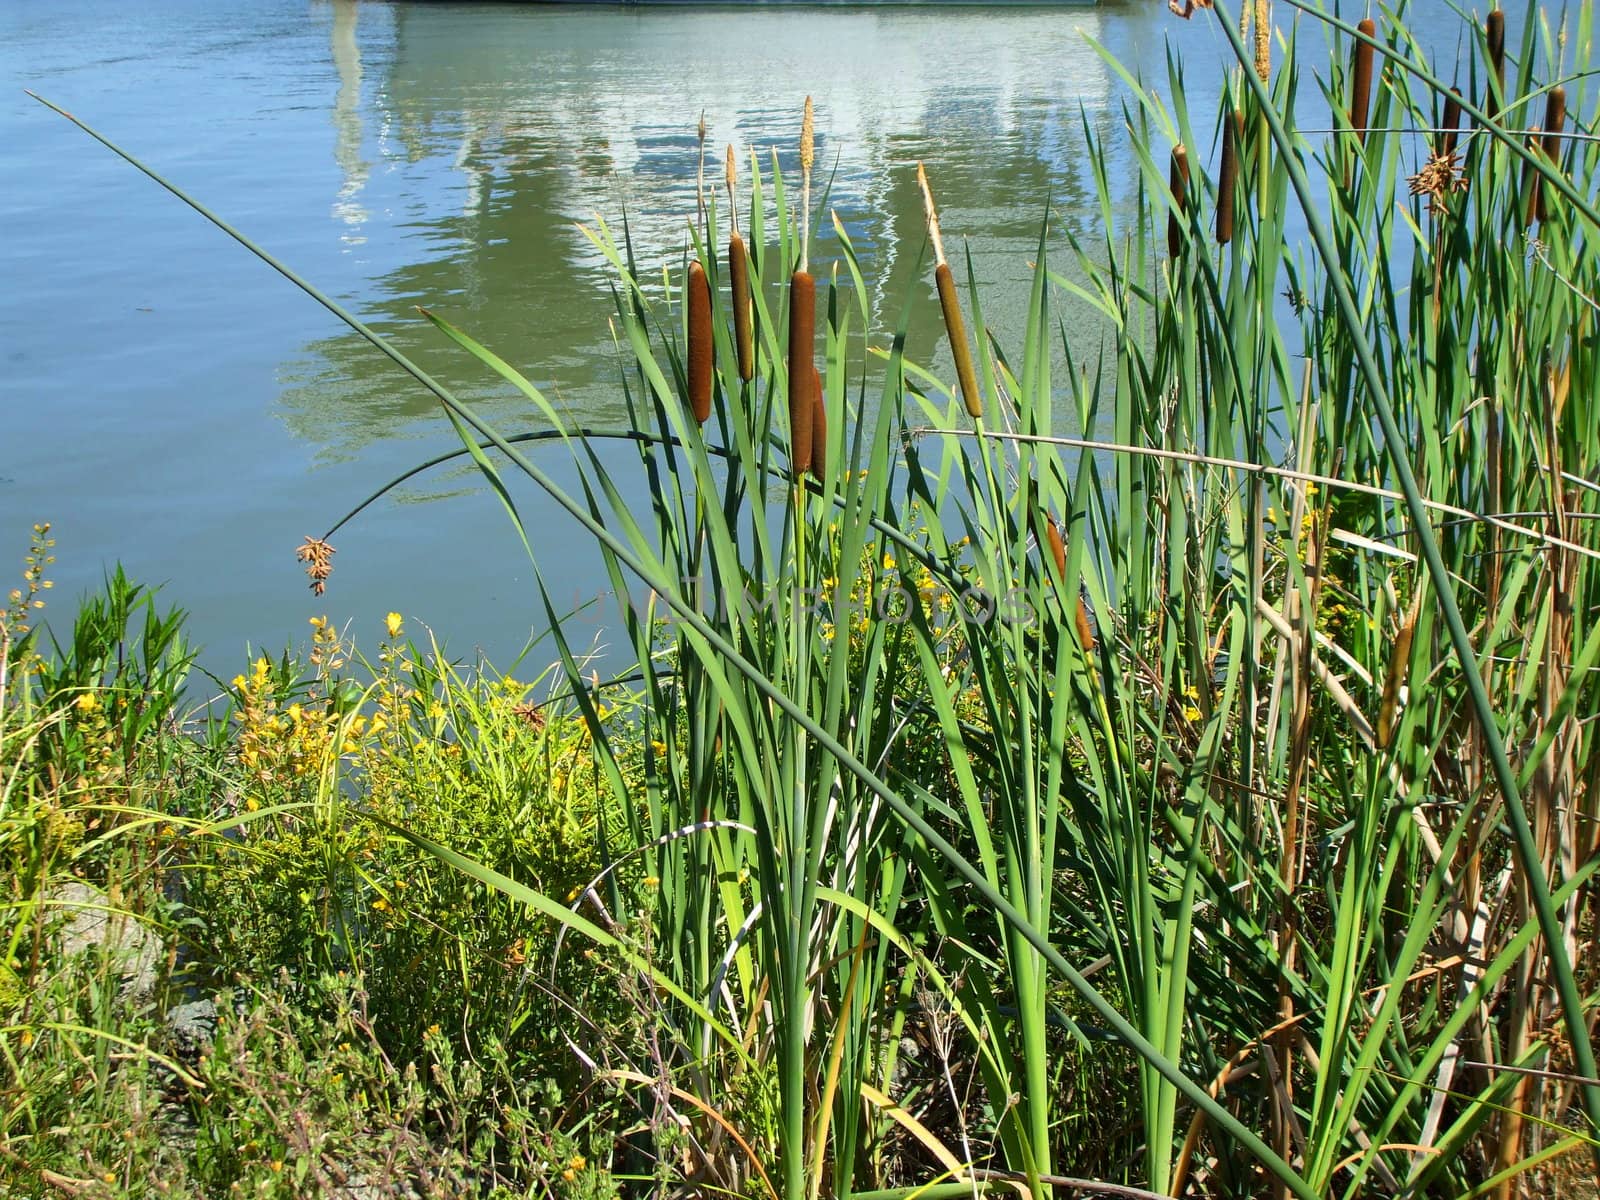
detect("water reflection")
[279,3,1122,458]
[330,0,370,238]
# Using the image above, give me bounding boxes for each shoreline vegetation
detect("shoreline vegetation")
[5,0,1599,1196]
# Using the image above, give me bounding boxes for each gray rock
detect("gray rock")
[47,880,162,1003]
[164,998,217,1059]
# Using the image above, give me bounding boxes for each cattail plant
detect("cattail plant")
[1440,87,1463,155]
[918,162,982,420]
[1534,87,1566,222]
[788,98,816,476]
[1485,9,1506,119]
[687,259,714,424]
[1217,110,1241,245]
[1167,144,1189,259]
[1349,19,1377,145]
[726,145,754,382]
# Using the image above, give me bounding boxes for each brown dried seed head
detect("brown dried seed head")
[1168,144,1190,259]
[935,262,982,421]
[1440,88,1463,155]
[725,143,737,193]
[1376,600,1418,749]
[729,230,754,381]
[295,536,336,597]
[788,270,816,475]
[1045,516,1066,580]
[1350,19,1377,145]
[808,364,827,480]
[1217,112,1242,245]
[1536,87,1567,222]
[1074,596,1096,656]
[687,261,714,424]
[1485,10,1505,118]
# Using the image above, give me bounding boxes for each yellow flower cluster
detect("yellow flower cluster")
[232,656,358,780]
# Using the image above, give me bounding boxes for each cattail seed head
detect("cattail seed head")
[800,96,815,175]
[1485,10,1505,119]
[1045,515,1066,580]
[808,363,827,480]
[725,143,737,194]
[1074,596,1096,656]
[1168,144,1190,259]
[1350,19,1377,145]
[1377,601,1418,749]
[788,270,816,475]
[935,262,982,420]
[1533,87,1567,223]
[1217,112,1242,245]
[687,261,714,425]
[729,231,754,381]
[1440,88,1463,155]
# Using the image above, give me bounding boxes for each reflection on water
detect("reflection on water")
[330,0,369,238]
[279,3,1122,459]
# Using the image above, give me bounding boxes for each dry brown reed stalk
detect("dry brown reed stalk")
[1534,87,1567,223]
[808,363,826,480]
[1441,88,1464,155]
[789,98,816,476]
[917,162,982,421]
[1217,110,1242,245]
[1168,144,1190,259]
[726,145,754,382]
[1349,19,1377,145]
[687,259,714,424]
[1486,10,1506,120]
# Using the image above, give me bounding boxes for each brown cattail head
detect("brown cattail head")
[1535,86,1567,222]
[1376,596,1419,749]
[725,143,737,195]
[1440,88,1463,155]
[788,269,816,475]
[1217,113,1242,245]
[1485,10,1505,119]
[935,262,982,420]
[1168,144,1190,259]
[808,363,827,480]
[1074,595,1096,656]
[729,230,754,381]
[1045,515,1066,580]
[686,261,714,424]
[1350,19,1377,145]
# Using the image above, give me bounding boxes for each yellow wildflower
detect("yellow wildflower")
[385,612,404,638]
[74,691,98,713]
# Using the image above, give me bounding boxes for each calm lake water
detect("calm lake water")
[2,0,1486,682]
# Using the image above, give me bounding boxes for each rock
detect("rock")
[47,880,162,1003]
[164,998,217,1059]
